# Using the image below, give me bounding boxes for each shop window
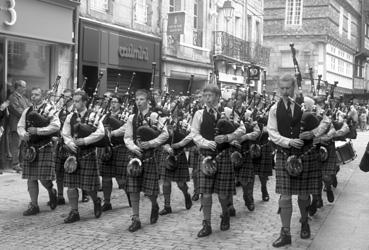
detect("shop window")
[134,0,148,24]
[285,0,303,26]
[7,40,50,93]
[90,0,109,13]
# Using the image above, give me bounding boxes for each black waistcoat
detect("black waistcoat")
[200,108,222,141]
[276,100,302,139]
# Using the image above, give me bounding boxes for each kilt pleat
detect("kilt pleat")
[321,143,337,176]
[55,143,68,180]
[126,150,160,196]
[253,142,274,177]
[198,148,235,195]
[99,145,129,179]
[161,151,190,182]
[22,141,55,181]
[64,148,100,191]
[275,147,322,196]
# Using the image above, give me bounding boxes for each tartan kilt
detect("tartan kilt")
[161,150,190,182]
[55,143,68,180]
[320,143,337,177]
[275,146,322,196]
[22,141,55,181]
[126,149,160,196]
[99,145,129,179]
[188,146,200,168]
[64,147,100,191]
[198,148,235,195]
[253,142,274,177]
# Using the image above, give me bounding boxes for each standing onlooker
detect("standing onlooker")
[8,80,30,172]
[360,107,367,131]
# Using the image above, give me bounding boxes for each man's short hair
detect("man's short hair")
[135,89,149,99]
[202,84,221,97]
[74,90,89,102]
[111,94,122,104]
[63,89,74,95]
[279,74,296,87]
[31,87,42,93]
[14,80,26,90]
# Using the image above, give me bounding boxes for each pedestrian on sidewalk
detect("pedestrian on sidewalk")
[268,75,322,248]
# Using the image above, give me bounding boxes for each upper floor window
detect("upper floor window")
[169,0,181,12]
[194,0,199,29]
[90,0,109,12]
[339,7,343,35]
[347,13,351,40]
[135,0,148,24]
[193,0,203,47]
[285,0,303,26]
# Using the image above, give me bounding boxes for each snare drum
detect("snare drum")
[335,140,357,165]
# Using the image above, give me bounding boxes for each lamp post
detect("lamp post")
[222,0,234,34]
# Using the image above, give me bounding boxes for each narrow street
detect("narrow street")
[0,132,368,250]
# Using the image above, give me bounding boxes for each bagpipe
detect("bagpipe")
[21,76,61,163]
[127,63,161,177]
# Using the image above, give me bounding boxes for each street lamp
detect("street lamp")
[222,0,234,34]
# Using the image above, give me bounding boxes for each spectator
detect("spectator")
[7,80,30,172]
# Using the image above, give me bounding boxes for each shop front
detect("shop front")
[0,0,79,168]
[79,17,161,97]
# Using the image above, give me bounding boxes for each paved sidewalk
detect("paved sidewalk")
[309,134,369,250]
[0,133,367,249]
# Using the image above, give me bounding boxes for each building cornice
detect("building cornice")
[162,55,213,69]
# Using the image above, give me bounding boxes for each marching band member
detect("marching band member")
[233,93,261,213]
[160,112,193,216]
[191,85,245,237]
[18,87,60,216]
[54,89,74,205]
[62,90,104,223]
[99,94,131,211]
[268,75,321,248]
[124,89,169,232]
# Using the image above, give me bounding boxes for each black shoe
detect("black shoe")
[82,190,89,203]
[101,202,112,212]
[64,210,80,224]
[23,203,40,216]
[197,220,212,237]
[150,204,159,224]
[220,213,230,231]
[185,193,192,210]
[57,197,66,205]
[300,219,311,239]
[245,197,255,211]
[316,198,323,208]
[159,206,172,216]
[309,199,318,216]
[94,198,102,218]
[262,189,270,202]
[128,217,141,232]
[332,175,338,188]
[192,193,199,201]
[49,188,58,210]
[326,186,334,203]
[272,228,291,248]
[228,205,236,217]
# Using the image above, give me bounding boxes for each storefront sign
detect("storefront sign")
[167,12,185,35]
[218,72,244,84]
[118,44,149,61]
[1,0,17,26]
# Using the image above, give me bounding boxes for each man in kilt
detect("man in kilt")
[267,75,321,247]
[159,123,193,215]
[191,85,245,237]
[54,89,74,205]
[124,89,169,232]
[99,94,131,211]
[18,87,60,216]
[253,113,274,202]
[61,90,104,223]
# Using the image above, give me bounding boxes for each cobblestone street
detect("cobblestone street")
[0,132,367,250]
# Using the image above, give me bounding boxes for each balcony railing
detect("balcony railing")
[213,31,270,67]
